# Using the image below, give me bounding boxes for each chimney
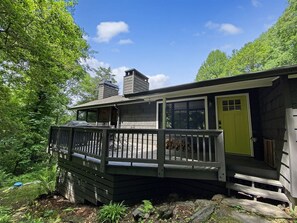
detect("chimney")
[98,80,119,100]
[123,69,149,95]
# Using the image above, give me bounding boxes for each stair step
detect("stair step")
[226,182,289,203]
[227,165,278,179]
[227,171,283,188]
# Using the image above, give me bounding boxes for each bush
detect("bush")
[139,200,154,215]
[97,202,127,223]
[0,207,12,223]
[0,169,11,188]
[35,165,57,194]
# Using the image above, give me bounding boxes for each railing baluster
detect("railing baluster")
[209,136,212,162]
[146,133,149,159]
[203,135,206,161]
[111,132,115,157]
[151,134,154,159]
[116,131,120,158]
[197,134,200,161]
[141,133,144,159]
[174,134,177,160]
[179,134,182,161]
[121,133,124,158]
[191,134,194,161]
[185,135,188,161]
[131,133,134,159]
[136,133,139,159]
[126,133,129,158]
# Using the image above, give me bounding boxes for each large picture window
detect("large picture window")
[158,99,206,129]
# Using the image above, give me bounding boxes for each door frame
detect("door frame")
[215,93,254,157]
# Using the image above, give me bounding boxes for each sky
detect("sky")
[73,0,288,92]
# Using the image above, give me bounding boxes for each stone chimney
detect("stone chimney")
[123,69,149,95]
[98,80,119,100]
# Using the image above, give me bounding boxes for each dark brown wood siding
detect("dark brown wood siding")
[259,78,290,191]
[57,157,166,205]
[119,102,156,129]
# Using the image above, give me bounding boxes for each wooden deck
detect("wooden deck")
[48,126,226,182]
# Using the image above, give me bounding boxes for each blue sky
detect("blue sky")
[73,0,287,92]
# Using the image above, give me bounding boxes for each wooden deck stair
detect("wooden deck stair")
[227,170,289,203]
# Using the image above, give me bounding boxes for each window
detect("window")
[77,110,87,121]
[158,99,206,129]
[87,110,97,122]
[222,99,241,111]
[77,109,98,122]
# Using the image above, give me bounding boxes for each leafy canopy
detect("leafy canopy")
[0,0,89,174]
[196,0,297,80]
[196,50,229,81]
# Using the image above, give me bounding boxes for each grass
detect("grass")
[0,183,46,209]
[0,164,58,222]
[97,202,127,223]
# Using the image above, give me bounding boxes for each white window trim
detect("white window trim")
[156,96,208,129]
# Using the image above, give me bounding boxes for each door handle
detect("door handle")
[218,120,222,129]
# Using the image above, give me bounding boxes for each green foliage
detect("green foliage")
[35,165,57,194]
[197,0,297,80]
[196,50,229,81]
[139,200,155,215]
[72,66,117,104]
[0,170,12,188]
[97,202,127,223]
[0,206,12,223]
[0,0,89,174]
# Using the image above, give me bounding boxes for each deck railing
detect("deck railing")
[48,126,226,181]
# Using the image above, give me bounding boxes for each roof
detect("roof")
[70,95,141,110]
[71,65,297,110]
[125,65,297,98]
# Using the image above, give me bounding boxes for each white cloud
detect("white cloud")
[205,21,242,35]
[148,74,170,90]
[118,39,133,45]
[111,66,129,94]
[94,21,129,43]
[220,23,242,35]
[251,0,261,7]
[80,57,170,93]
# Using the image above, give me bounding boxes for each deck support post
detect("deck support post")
[67,127,74,161]
[100,129,108,173]
[216,132,226,182]
[157,129,165,177]
[162,97,166,129]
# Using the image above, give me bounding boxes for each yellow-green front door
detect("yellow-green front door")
[217,95,252,155]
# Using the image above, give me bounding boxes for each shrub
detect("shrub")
[139,200,154,215]
[0,207,12,223]
[97,202,127,223]
[35,165,57,194]
[0,169,11,188]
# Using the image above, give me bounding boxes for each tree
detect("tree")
[225,36,272,75]
[72,66,117,104]
[197,0,297,80]
[196,50,229,81]
[0,0,89,174]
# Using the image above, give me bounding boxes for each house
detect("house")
[49,66,297,206]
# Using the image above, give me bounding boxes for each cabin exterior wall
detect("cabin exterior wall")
[119,102,157,129]
[259,78,291,191]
